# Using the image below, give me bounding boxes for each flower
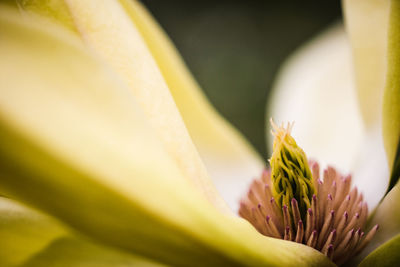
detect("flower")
[0,1,399,267]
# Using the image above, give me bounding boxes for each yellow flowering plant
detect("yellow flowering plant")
[0,0,399,266]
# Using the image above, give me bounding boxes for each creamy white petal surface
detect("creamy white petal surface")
[268,24,388,209]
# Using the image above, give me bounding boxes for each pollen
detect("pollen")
[239,122,378,265]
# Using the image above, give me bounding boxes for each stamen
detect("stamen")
[263,184,273,203]
[282,205,293,234]
[356,224,379,254]
[305,208,314,240]
[335,211,348,238]
[349,187,358,208]
[321,229,336,252]
[335,229,354,254]
[310,161,320,189]
[270,197,283,229]
[284,226,292,241]
[307,230,318,248]
[318,210,334,249]
[358,203,368,228]
[257,203,267,218]
[330,181,337,205]
[343,213,360,234]
[335,195,350,224]
[291,198,301,225]
[295,220,304,243]
[325,244,334,260]
[325,194,333,219]
[311,195,319,229]
[266,215,282,238]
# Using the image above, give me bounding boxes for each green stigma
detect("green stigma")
[269,120,315,218]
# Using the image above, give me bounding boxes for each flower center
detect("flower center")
[239,121,378,265]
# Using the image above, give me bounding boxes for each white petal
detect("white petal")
[268,25,362,172]
[268,24,388,208]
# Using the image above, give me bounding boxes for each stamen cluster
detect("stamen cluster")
[239,122,378,265]
[239,162,378,265]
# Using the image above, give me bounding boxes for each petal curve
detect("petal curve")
[0,9,334,267]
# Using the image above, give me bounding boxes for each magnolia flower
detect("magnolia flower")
[0,1,399,267]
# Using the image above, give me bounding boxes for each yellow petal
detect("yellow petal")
[357,2,400,260]
[342,0,390,128]
[118,0,265,211]
[0,197,162,267]
[0,197,65,266]
[343,0,400,194]
[13,0,78,33]
[17,0,229,213]
[359,233,400,267]
[0,9,334,266]
[382,0,400,178]
[23,238,164,267]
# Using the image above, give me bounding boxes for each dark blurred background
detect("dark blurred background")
[141,0,342,159]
